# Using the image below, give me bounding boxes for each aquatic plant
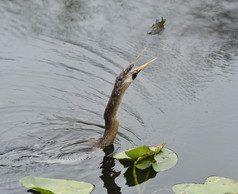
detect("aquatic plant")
[20,176,94,194]
[173,176,238,194]
[114,142,178,172]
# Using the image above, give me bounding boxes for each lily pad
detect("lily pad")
[114,143,178,172]
[125,146,151,160]
[135,156,155,170]
[113,150,132,160]
[172,176,238,194]
[152,148,178,172]
[114,143,165,161]
[20,176,94,194]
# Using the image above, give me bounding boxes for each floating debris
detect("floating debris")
[147,17,166,35]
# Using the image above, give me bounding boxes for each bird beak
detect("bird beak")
[131,48,157,73]
[136,57,157,72]
[133,48,147,64]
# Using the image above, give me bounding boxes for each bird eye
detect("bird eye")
[128,64,133,71]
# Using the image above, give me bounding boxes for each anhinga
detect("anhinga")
[97,49,157,148]
[54,49,156,161]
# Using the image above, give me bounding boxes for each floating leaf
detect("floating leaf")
[125,146,150,160]
[20,176,94,194]
[114,150,133,160]
[114,143,177,172]
[172,176,238,194]
[150,142,165,153]
[152,148,178,172]
[135,156,155,170]
[113,144,160,161]
[134,144,165,170]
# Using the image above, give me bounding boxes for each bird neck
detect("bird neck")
[99,84,127,148]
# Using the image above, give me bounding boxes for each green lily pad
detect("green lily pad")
[125,146,151,160]
[135,156,155,170]
[152,148,178,172]
[20,176,94,194]
[114,150,133,160]
[114,143,165,161]
[114,143,178,172]
[172,176,238,194]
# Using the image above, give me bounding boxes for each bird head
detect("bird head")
[116,48,157,91]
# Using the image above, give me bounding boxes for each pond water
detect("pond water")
[0,0,238,193]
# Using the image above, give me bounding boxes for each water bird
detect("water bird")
[97,49,157,149]
[52,49,156,161]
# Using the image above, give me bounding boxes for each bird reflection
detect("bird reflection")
[100,145,121,194]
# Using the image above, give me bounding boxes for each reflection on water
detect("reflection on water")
[1,0,238,193]
[100,145,121,194]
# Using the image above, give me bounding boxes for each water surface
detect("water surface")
[0,0,238,193]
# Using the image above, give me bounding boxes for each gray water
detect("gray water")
[1,0,238,193]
